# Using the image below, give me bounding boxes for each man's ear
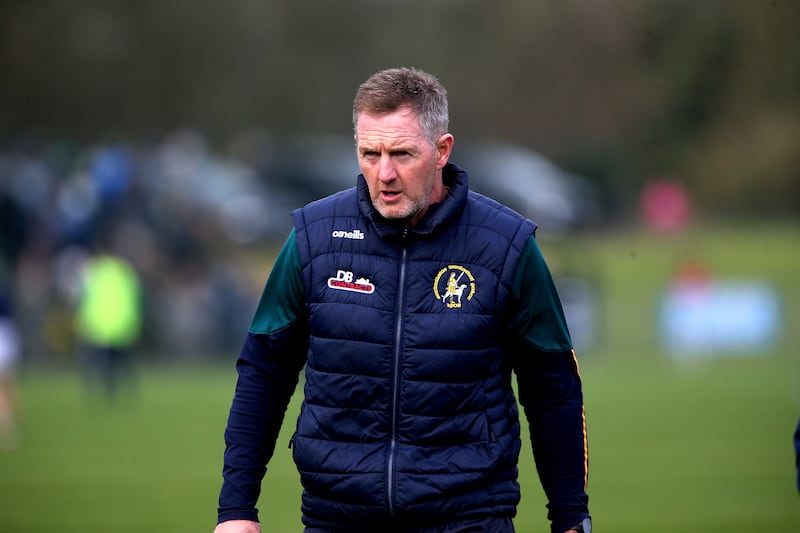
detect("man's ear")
[436,133,455,169]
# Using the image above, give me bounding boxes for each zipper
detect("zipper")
[387,229,409,517]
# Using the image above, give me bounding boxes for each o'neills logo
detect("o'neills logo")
[327,270,375,294]
[332,229,365,240]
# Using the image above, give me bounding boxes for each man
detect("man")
[216,67,591,533]
[76,239,142,400]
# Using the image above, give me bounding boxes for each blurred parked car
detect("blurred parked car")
[270,135,361,204]
[452,141,602,234]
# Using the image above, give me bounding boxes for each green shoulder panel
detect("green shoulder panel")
[249,229,306,335]
[510,236,573,352]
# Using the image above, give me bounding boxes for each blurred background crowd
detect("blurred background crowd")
[0,130,273,366]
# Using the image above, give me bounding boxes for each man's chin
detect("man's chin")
[374,199,427,226]
[376,204,410,221]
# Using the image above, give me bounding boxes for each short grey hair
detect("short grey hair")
[353,67,449,144]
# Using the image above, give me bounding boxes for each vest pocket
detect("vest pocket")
[483,411,499,462]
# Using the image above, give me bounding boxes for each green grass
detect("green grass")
[1,222,799,532]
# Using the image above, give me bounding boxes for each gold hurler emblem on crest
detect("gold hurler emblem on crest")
[433,265,476,309]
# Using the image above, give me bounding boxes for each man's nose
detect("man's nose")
[377,154,397,182]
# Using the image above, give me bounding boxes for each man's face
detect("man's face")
[356,106,453,226]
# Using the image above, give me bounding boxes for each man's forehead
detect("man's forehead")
[356,122,427,150]
[356,127,422,147]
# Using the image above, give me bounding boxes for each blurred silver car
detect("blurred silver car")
[452,141,601,234]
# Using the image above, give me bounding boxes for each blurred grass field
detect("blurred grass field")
[1,222,798,532]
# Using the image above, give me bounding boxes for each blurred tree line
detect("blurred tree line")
[1,0,798,218]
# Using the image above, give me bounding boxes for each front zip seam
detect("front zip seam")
[387,235,408,518]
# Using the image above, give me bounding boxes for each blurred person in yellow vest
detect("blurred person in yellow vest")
[76,238,142,401]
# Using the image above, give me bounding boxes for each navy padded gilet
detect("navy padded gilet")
[291,163,536,529]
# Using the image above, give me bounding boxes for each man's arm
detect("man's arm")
[508,236,591,533]
[217,231,308,525]
[514,346,589,533]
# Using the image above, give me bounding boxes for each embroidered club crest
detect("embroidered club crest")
[433,265,475,308]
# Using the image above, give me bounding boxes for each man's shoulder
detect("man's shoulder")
[465,189,537,236]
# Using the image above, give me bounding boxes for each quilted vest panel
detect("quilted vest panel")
[291,170,535,528]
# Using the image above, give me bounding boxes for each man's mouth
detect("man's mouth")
[381,191,402,201]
